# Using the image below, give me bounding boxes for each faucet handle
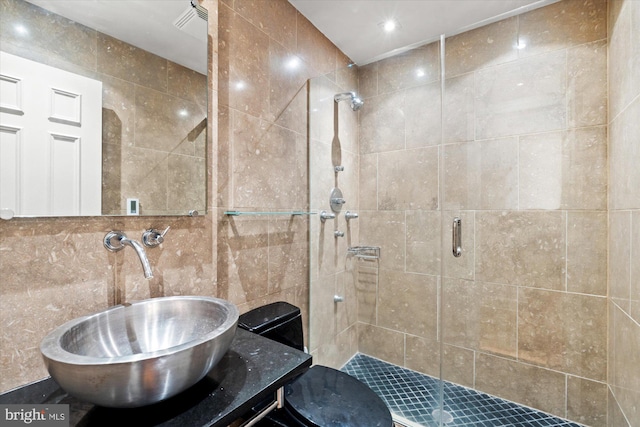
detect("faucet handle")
[320,211,336,222]
[142,226,170,247]
[345,211,359,221]
[159,226,171,240]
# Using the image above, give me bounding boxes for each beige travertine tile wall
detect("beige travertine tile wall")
[356,0,609,424]
[216,0,356,358]
[608,0,640,426]
[0,0,207,216]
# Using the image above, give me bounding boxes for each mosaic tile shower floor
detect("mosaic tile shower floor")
[342,354,583,427]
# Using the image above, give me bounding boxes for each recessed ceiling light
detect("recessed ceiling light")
[286,56,301,70]
[379,19,400,33]
[14,23,28,35]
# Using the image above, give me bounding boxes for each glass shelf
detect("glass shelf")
[224,211,316,216]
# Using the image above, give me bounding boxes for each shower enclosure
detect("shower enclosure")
[308,1,609,425]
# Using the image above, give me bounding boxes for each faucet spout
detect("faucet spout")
[120,237,154,279]
[104,231,154,279]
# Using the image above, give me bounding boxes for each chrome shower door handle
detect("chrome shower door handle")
[452,217,462,258]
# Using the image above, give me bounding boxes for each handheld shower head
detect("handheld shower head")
[334,92,364,111]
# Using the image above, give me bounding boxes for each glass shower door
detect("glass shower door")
[439,4,609,423]
[350,36,447,427]
[307,51,448,425]
[307,3,608,424]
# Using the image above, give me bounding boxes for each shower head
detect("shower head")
[351,96,364,111]
[334,92,364,111]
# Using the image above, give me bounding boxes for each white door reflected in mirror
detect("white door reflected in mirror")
[0,52,102,217]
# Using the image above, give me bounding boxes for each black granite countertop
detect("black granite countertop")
[0,328,312,427]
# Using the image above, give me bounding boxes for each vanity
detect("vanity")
[0,328,312,426]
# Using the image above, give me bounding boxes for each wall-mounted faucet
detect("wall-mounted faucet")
[104,231,154,279]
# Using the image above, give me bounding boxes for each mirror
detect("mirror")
[0,0,208,217]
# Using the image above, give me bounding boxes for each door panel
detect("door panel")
[0,51,102,216]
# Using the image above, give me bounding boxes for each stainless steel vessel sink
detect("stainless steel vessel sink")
[40,296,239,408]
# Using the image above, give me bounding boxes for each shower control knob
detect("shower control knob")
[345,211,358,221]
[330,187,345,213]
[334,230,345,238]
[320,211,336,222]
[335,166,344,172]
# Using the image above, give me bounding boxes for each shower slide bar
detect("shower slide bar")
[224,211,316,216]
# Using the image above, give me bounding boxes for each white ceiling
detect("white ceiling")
[25,0,208,74]
[23,0,560,73]
[288,0,559,65]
